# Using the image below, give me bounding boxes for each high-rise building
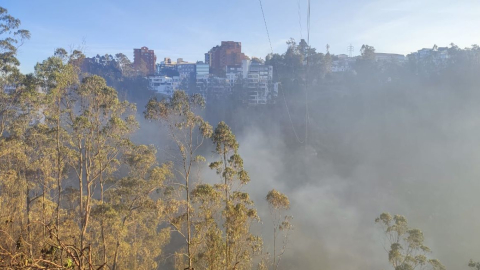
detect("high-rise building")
[156,57,177,76]
[205,41,247,75]
[133,46,156,75]
[196,61,210,80]
[225,60,277,105]
[196,61,210,93]
[177,63,196,81]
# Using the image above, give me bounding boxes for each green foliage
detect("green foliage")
[266,189,290,210]
[100,145,172,270]
[266,189,293,270]
[0,6,30,85]
[145,90,214,270]
[211,121,249,185]
[208,121,261,270]
[375,212,445,270]
[360,44,376,60]
[266,38,329,91]
[0,9,305,270]
[0,42,175,268]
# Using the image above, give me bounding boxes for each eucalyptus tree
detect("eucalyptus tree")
[190,183,224,270]
[0,4,31,167]
[144,90,213,270]
[0,7,42,268]
[210,121,262,270]
[66,75,138,268]
[99,144,172,270]
[0,75,49,269]
[0,7,75,268]
[0,6,30,86]
[0,37,71,270]
[266,189,293,270]
[35,48,80,233]
[114,53,135,77]
[375,213,445,270]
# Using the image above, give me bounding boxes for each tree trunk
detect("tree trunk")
[56,97,61,233]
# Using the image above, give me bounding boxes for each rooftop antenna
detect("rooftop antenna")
[348,44,354,57]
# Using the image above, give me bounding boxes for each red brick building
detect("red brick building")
[205,41,248,75]
[133,46,156,75]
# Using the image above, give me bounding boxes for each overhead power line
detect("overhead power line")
[258,0,303,143]
[258,0,273,54]
[281,85,305,143]
[305,0,311,145]
[257,0,312,145]
[297,0,303,39]
[307,0,311,45]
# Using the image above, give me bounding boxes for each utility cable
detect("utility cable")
[305,0,311,145]
[307,0,311,45]
[297,0,303,40]
[257,0,311,144]
[281,84,305,143]
[258,0,273,54]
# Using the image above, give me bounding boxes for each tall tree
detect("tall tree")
[0,74,50,269]
[266,189,293,270]
[0,6,30,86]
[145,90,213,270]
[190,183,224,270]
[210,121,262,270]
[35,48,80,234]
[67,75,138,268]
[375,213,445,270]
[101,144,172,270]
[114,53,135,78]
[0,8,48,269]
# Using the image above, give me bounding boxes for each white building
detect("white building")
[332,60,349,72]
[246,63,275,105]
[148,75,180,97]
[409,47,450,64]
[374,53,406,63]
[177,63,196,81]
[226,64,243,86]
[196,61,209,80]
[417,48,432,59]
[225,60,276,105]
[241,59,251,79]
[332,56,356,73]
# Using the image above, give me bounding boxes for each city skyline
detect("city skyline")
[5,0,480,74]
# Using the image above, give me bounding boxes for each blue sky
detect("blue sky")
[5,0,480,74]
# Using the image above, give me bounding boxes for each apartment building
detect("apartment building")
[133,46,156,75]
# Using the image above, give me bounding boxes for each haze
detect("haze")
[1,1,480,270]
